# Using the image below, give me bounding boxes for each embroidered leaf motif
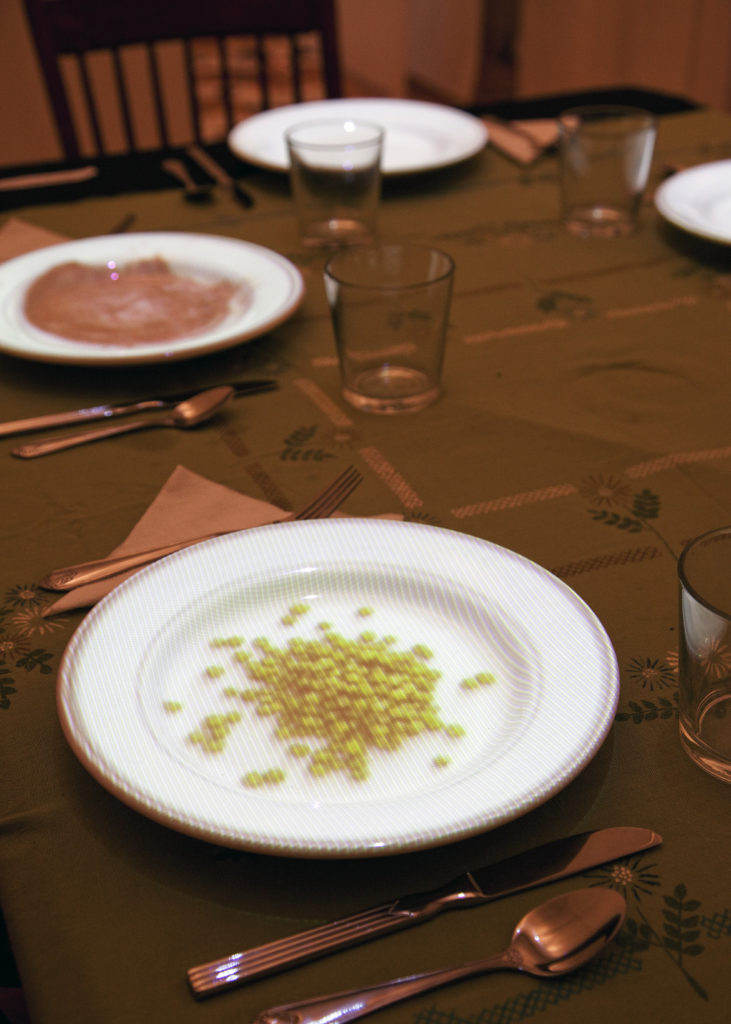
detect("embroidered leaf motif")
[281,425,336,462]
[15,649,54,674]
[615,696,679,723]
[537,290,594,318]
[1,584,66,708]
[283,426,318,447]
[663,885,705,962]
[588,508,643,532]
[632,488,661,520]
[0,667,17,710]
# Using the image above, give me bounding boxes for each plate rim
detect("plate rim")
[228,97,489,175]
[57,518,618,858]
[0,230,304,365]
[654,158,731,245]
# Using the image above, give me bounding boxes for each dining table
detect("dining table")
[0,89,730,1024]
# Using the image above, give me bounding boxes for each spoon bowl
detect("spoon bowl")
[509,886,625,976]
[13,386,234,458]
[255,887,626,1024]
[165,387,234,428]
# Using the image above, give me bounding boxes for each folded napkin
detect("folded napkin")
[484,116,560,165]
[43,466,290,615]
[0,216,65,262]
[43,466,400,616]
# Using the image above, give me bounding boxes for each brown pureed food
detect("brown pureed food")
[24,257,245,344]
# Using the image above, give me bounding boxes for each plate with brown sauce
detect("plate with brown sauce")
[0,232,304,364]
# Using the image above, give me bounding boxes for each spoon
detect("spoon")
[12,386,234,458]
[162,157,213,202]
[253,887,626,1024]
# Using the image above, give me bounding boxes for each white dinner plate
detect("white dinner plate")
[228,98,488,175]
[654,159,731,244]
[58,519,618,858]
[0,232,304,365]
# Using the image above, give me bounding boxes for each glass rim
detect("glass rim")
[323,242,455,290]
[678,524,731,622]
[284,118,384,148]
[557,104,657,135]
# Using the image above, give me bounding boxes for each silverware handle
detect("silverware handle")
[185,143,254,207]
[0,381,275,438]
[189,872,482,998]
[41,532,225,589]
[0,401,164,438]
[254,955,509,1024]
[188,904,416,998]
[12,417,156,458]
[0,165,98,191]
[232,181,254,208]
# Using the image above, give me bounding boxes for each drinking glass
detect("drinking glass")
[324,243,454,414]
[558,105,656,238]
[678,526,731,783]
[286,119,383,248]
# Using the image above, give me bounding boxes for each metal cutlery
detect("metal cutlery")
[161,157,213,202]
[40,464,363,591]
[188,825,661,997]
[0,379,276,438]
[108,212,137,234]
[12,386,234,459]
[0,165,98,192]
[252,888,626,1024]
[186,143,254,208]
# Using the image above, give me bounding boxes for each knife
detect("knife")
[0,379,276,438]
[0,165,98,192]
[186,143,254,208]
[187,825,661,997]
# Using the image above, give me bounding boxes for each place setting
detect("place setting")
[2,59,731,1024]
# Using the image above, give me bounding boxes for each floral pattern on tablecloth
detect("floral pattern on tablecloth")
[413,853,729,1022]
[0,584,63,709]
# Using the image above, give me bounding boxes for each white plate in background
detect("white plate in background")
[655,159,731,244]
[228,98,488,175]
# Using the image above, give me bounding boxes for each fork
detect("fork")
[39,465,363,591]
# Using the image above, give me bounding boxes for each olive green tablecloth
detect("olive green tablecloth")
[1,108,730,1024]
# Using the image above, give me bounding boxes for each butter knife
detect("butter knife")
[187,826,661,997]
[186,144,254,208]
[0,165,98,192]
[0,379,276,438]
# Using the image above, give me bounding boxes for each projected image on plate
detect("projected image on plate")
[139,566,540,805]
[58,519,618,855]
[0,232,303,364]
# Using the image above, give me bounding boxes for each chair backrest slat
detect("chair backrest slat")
[76,54,104,155]
[110,48,135,152]
[251,36,267,111]
[216,35,235,132]
[145,43,170,150]
[289,36,302,105]
[23,0,342,158]
[182,38,201,146]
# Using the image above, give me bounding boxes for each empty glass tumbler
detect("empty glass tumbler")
[558,105,656,238]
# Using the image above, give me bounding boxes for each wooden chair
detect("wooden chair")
[23,0,342,158]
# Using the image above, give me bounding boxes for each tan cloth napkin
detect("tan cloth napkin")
[44,466,291,615]
[0,216,66,261]
[44,466,400,615]
[484,117,560,164]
